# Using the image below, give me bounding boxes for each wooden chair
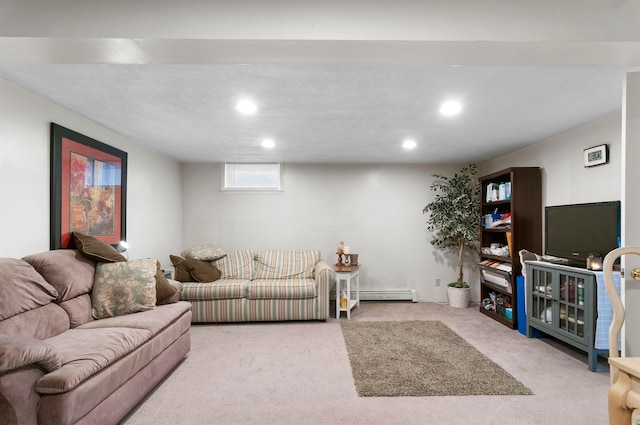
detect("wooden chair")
[604,246,640,425]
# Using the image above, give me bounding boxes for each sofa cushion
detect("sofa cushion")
[79,301,192,336]
[36,327,152,394]
[91,259,157,319]
[184,260,220,283]
[72,232,127,263]
[23,249,96,302]
[254,250,321,279]
[246,278,317,299]
[159,279,183,305]
[213,249,254,280]
[170,255,193,282]
[0,258,59,321]
[58,295,93,328]
[181,279,248,300]
[170,255,221,283]
[180,244,227,261]
[0,303,70,339]
[154,261,177,303]
[0,334,61,373]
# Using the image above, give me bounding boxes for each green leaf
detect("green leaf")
[447,281,470,288]
[423,164,480,285]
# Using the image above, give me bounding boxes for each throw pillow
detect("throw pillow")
[72,232,126,263]
[91,259,156,319]
[181,258,221,283]
[180,244,227,261]
[169,255,221,283]
[170,255,194,282]
[158,279,183,305]
[154,260,177,304]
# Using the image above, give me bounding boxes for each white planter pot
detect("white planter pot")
[448,286,471,308]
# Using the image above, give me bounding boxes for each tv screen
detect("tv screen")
[545,201,620,267]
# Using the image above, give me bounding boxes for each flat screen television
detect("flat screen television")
[545,201,621,268]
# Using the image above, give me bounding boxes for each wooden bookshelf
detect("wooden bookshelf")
[479,167,541,329]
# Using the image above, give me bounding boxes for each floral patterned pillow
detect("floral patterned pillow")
[180,244,227,261]
[91,259,157,319]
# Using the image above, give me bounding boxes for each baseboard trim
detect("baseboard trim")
[359,289,418,302]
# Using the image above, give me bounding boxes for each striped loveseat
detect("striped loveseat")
[180,250,331,323]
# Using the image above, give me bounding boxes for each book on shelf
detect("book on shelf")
[486,183,499,202]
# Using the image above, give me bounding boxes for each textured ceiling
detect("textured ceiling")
[0,64,635,163]
[1,1,640,164]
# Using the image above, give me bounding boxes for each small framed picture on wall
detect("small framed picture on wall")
[583,144,608,167]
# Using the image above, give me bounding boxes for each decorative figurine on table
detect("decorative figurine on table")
[343,246,351,266]
[336,241,345,265]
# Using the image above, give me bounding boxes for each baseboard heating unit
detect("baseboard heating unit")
[359,289,418,302]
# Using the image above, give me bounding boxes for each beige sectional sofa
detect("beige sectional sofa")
[179,249,331,322]
[0,249,192,425]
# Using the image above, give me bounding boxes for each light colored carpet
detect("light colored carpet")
[121,301,611,425]
[341,320,533,396]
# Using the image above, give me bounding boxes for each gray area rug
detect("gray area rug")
[341,320,533,397]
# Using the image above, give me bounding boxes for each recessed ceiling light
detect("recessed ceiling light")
[402,139,417,149]
[236,99,258,115]
[439,100,462,116]
[261,139,275,148]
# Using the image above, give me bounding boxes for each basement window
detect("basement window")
[222,163,283,191]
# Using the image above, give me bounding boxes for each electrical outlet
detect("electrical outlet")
[435,278,441,287]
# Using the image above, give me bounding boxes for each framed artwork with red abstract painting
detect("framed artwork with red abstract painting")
[50,123,127,249]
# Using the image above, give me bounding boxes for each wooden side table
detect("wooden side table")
[334,265,360,319]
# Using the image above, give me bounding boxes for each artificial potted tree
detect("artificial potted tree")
[423,164,480,308]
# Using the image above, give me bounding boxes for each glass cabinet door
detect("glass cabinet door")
[557,272,586,343]
[530,267,554,326]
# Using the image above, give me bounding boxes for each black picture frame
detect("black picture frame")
[50,123,127,249]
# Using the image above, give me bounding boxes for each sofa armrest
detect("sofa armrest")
[314,260,332,319]
[0,334,61,374]
[0,335,61,424]
[315,259,332,282]
[0,366,45,425]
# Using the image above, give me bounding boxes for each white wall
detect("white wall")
[480,111,623,209]
[181,162,480,302]
[481,95,640,352]
[2,68,628,308]
[0,79,183,264]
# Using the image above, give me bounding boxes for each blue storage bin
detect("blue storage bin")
[517,275,544,338]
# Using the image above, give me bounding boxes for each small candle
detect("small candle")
[343,246,350,255]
